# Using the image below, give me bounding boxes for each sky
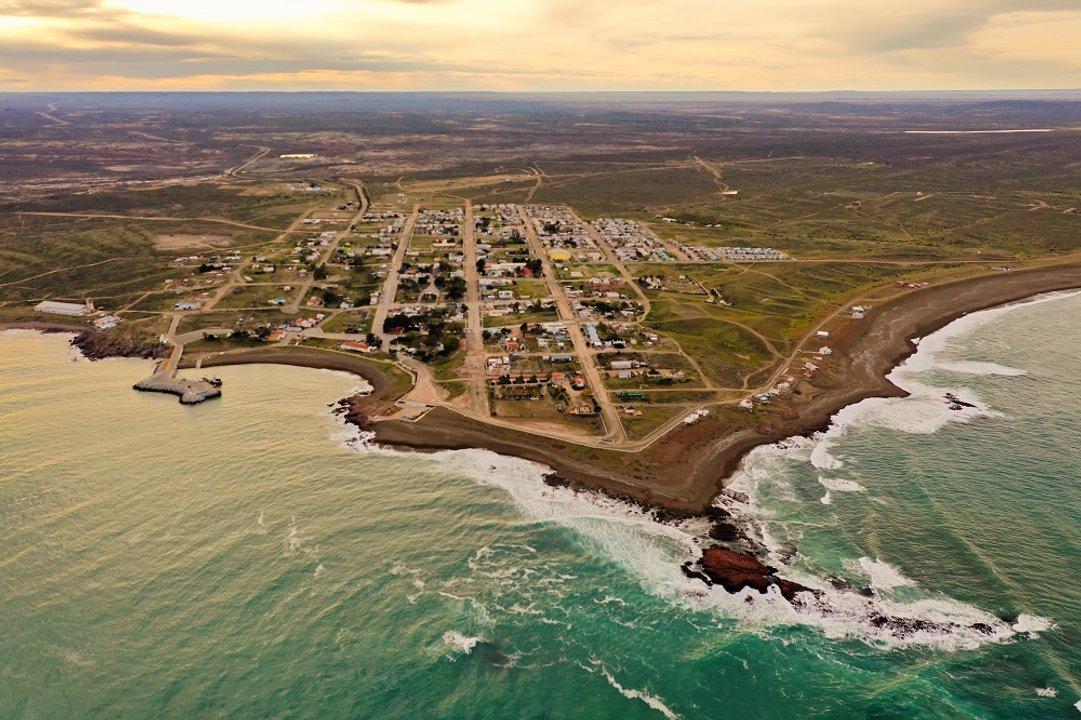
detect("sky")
[0,0,1079,91]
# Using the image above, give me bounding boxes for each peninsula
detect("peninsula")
[6,93,1081,516]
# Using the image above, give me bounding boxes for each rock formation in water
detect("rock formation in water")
[688,547,816,602]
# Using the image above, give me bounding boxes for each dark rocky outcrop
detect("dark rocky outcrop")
[71,330,169,361]
[694,547,816,602]
[945,393,978,410]
[333,395,373,430]
[543,473,571,488]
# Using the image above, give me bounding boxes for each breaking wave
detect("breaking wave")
[442,630,482,656]
[592,663,681,719]
[344,435,1037,651]
[331,292,1079,654]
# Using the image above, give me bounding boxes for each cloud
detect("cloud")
[0,0,1079,90]
[0,0,107,16]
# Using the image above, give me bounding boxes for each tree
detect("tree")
[314,263,328,280]
[444,277,467,302]
[476,258,486,275]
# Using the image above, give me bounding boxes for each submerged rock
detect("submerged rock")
[944,392,977,410]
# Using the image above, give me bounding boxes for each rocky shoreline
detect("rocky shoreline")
[71,330,170,361]
[337,265,1081,615]
[363,264,1081,515]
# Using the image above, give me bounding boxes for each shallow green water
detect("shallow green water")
[1,293,1079,719]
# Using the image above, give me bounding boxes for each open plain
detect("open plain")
[6,92,1081,509]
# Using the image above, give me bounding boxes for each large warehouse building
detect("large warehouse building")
[34,300,89,317]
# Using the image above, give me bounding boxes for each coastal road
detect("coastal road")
[517,205,626,442]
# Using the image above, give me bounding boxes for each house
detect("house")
[340,341,374,353]
[174,301,201,311]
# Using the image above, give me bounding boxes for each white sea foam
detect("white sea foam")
[854,558,914,591]
[809,289,1081,446]
[1012,614,1055,634]
[935,361,1026,377]
[1075,699,1081,713]
[442,630,482,655]
[583,663,680,719]
[819,492,832,505]
[818,477,867,493]
[717,446,1028,651]
[331,295,1081,651]
[341,434,1031,650]
[442,447,1025,650]
[809,437,844,470]
[1036,687,1058,698]
[285,518,302,554]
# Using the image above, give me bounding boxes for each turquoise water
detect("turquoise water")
[1,293,1079,719]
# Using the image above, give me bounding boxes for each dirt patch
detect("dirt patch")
[153,233,231,251]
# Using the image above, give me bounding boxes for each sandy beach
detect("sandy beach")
[183,264,1081,512]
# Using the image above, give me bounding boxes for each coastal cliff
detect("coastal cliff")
[71,330,170,361]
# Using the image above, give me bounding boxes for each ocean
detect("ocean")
[1,291,1079,719]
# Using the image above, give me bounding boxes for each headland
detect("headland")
[193,263,1081,513]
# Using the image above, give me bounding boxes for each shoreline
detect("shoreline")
[183,346,408,418]
[12,267,1079,514]
[364,264,1081,512]
[0,322,87,334]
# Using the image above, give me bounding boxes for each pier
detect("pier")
[133,371,222,404]
[133,329,221,404]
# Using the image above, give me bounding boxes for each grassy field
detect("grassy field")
[9,100,1081,438]
[216,284,296,309]
[0,214,279,305]
[483,308,561,328]
[320,310,372,334]
[620,405,685,441]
